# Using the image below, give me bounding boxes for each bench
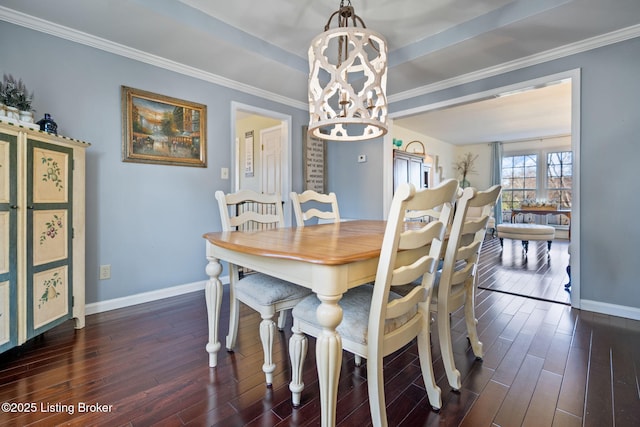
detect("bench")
[497,223,555,253]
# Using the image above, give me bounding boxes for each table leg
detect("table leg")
[315,294,343,427]
[205,253,223,367]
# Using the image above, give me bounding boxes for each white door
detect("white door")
[260,125,282,195]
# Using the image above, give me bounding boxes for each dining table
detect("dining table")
[202,219,392,427]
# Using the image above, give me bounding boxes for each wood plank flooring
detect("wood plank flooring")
[478,236,571,305]
[1,241,639,426]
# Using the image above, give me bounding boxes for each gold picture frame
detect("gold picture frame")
[121,86,207,167]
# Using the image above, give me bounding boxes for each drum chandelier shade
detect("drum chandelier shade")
[308,0,388,141]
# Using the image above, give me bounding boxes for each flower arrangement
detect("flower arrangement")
[521,199,558,209]
[454,152,478,187]
[0,74,34,112]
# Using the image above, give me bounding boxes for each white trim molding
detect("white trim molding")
[85,278,229,315]
[2,5,639,110]
[389,24,640,104]
[580,300,640,322]
[0,6,307,111]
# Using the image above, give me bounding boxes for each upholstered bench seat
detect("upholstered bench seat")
[497,223,555,253]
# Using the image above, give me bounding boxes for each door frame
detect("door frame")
[230,102,292,224]
[384,69,581,308]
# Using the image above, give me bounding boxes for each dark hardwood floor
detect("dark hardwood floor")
[1,239,639,426]
[478,236,571,305]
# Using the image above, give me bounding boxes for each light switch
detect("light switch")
[221,167,229,179]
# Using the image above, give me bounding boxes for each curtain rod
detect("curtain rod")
[487,133,571,145]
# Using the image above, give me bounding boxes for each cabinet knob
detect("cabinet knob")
[10,205,18,209]
[27,206,34,210]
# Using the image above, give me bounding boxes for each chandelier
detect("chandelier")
[308,0,388,142]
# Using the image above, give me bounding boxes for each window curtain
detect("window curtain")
[491,142,503,224]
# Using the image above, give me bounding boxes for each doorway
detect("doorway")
[385,69,581,308]
[231,102,292,224]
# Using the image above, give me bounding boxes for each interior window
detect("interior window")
[501,154,538,214]
[546,151,573,209]
[501,150,573,226]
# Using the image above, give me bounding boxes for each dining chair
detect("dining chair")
[288,179,459,423]
[215,189,312,386]
[432,184,502,391]
[290,190,340,226]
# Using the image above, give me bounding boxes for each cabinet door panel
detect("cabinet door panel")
[0,280,12,350]
[32,209,69,266]
[32,266,69,331]
[0,132,17,352]
[27,140,73,339]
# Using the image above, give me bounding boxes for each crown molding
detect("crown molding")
[0,6,308,111]
[3,6,639,111]
[389,23,640,104]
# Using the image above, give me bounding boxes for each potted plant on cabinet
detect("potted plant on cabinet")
[0,78,9,119]
[1,74,35,123]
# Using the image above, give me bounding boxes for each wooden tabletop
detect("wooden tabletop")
[203,220,390,266]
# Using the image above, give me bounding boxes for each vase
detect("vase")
[6,106,20,120]
[20,110,35,123]
[37,113,58,134]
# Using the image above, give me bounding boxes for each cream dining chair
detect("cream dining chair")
[432,184,501,391]
[288,179,459,424]
[290,190,340,226]
[215,189,312,386]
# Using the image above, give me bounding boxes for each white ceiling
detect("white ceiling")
[1,0,639,143]
[395,79,573,145]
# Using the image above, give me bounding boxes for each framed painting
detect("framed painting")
[121,86,207,167]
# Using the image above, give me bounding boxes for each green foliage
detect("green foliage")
[0,74,34,111]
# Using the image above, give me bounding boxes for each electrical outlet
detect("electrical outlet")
[99,264,111,280]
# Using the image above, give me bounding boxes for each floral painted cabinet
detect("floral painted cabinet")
[0,131,18,353]
[27,140,74,339]
[0,120,88,353]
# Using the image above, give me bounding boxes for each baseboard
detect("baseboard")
[580,299,640,321]
[85,276,230,315]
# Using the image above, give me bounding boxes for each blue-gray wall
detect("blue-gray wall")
[1,22,308,304]
[3,20,639,314]
[331,36,640,311]
[326,138,385,219]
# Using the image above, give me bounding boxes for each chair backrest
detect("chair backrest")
[437,185,502,309]
[290,190,340,226]
[405,206,443,223]
[215,189,285,232]
[405,186,460,223]
[367,179,458,351]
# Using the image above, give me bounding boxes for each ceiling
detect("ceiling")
[1,0,639,143]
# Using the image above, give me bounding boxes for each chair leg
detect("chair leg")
[366,348,387,426]
[259,314,276,386]
[354,355,363,366]
[547,240,552,251]
[565,264,571,288]
[437,308,462,391]
[289,326,307,407]
[277,309,288,331]
[464,286,483,359]
[226,289,240,351]
[522,240,529,253]
[417,315,442,410]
